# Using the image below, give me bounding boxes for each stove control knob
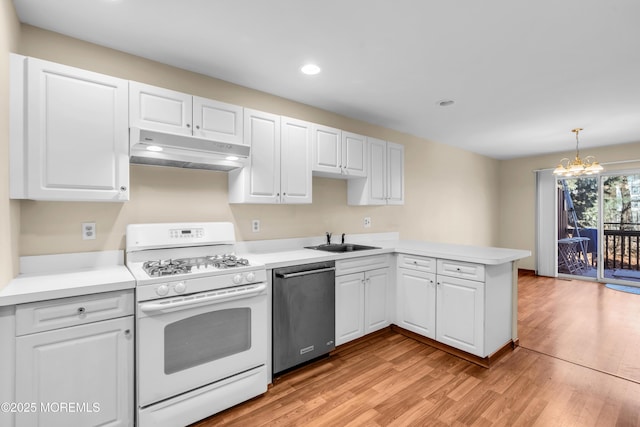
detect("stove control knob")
[156,284,169,296]
[246,272,256,282]
[174,282,186,294]
[233,274,243,285]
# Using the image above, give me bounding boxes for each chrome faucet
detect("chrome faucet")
[341,233,345,244]
[326,232,332,245]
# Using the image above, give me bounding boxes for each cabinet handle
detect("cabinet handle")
[120,186,127,192]
[77,307,86,315]
[413,261,418,265]
[196,125,200,129]
[186,124,191,128]
[124,329,131,337]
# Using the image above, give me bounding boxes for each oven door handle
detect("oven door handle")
[139,283,267,313]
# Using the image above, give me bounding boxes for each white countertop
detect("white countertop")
[0,251,135,306]
[0,237,530,306]
[243,236,531,270]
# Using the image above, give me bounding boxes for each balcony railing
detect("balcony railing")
[603,223,640,271]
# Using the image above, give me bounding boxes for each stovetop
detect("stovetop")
[142,254,251,277]
[125,222,268,302]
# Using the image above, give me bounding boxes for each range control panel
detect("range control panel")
[169,228,204,239]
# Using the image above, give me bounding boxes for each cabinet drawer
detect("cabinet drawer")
[16,290,134,336]
[437,259,485,282]
[336,255,390,276]
[397,254,436,273]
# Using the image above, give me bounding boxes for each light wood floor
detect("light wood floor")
[192,272,640,426]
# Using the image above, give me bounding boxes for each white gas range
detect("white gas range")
[126,222,268,427]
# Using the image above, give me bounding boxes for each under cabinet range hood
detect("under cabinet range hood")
[129,127,250,171]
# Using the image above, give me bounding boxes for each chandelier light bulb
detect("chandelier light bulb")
[552,128,603,177]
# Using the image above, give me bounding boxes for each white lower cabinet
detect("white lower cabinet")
[335,273,365,345]
[14,291,134,427]
[335,256,391,346]
[396,254,512,358]
[336,268,390,346]
[435,275,484,356]
[396,268,436,338]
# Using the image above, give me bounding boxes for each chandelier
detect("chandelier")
[553,128,603,176]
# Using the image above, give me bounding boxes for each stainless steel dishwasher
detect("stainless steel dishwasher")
[273,261,335,375]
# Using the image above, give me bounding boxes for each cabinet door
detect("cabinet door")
[242,109,281,203]
[192,96,243,144]
[386,142,404,205]
[15,316,134,427]
[342,131,367,177]
[129,81,192,135]
[280,117,312,204]
[312,124,342,175]
[436,276,484,356]
[25,58,129,201]
[364,268,390,334]
[397,269,436,338]
[335,273,364,346]
[367,137,387,205]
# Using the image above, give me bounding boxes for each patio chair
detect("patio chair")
[577,228,598,266]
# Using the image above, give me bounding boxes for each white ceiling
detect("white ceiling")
[12,0,640,159]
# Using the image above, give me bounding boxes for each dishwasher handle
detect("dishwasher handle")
[275,267,335,279]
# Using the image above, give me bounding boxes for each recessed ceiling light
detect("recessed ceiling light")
[437,99,455,107]
[146,145,163,152]
[301,64,321,75]
[226,156,239,161]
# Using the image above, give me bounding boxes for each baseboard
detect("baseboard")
[390,325,514,368]
[518,268,536,277]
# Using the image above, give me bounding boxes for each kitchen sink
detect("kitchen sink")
[305,243,380,253]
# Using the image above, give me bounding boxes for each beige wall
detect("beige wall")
[11,26,501,261]
[1,1,21,287]
[498,142,640,270]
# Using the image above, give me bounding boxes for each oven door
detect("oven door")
[137,282,268,407]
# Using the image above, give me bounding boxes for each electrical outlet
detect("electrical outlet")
[252,219,260,232]
[82,222,96,240]
[363,217,371,228]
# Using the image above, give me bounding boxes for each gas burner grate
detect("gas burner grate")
[143,259,192,277]
[208,254,250,269]
[141,254,250,277]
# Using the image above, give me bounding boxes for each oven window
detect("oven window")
[164,308,251,374]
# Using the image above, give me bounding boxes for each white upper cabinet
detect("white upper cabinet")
[129,81,243,144]
[280,116,312,204]
[229,111,312,204]
[348,137,404,205]
[312,125,366,178]
[312,124,341,174]
[129,82,192,135]
[193,96,243,143]
[10,54,129,202]
[341,131,367,177]
[386,142,404,204]
[229,109,280,203]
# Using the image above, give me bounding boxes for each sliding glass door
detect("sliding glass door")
[557,177,598,279]
[601,172,640,283]
[555,171,640,284]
